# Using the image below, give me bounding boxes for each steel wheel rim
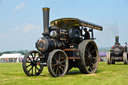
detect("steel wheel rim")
[123,52,128,64]
[23,51,43,76]
[51,51,67,76]
[84,42,98,72]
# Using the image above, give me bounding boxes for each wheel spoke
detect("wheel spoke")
[90,49,96,53]
[84,56,89,61]
[87,59,96,72]
[28,66,33,73]
[35,66,36,74]
[57,68,61,75]
[60,59,66,64]
[59,66,64,72]
[52,63,58,67]
[26,64,31,68]
[56,67,59,74]
[90,62,95,66]
[93,59,97,64]
[85,49,90,56]
[31,53,34,60]
[35,66,40,71]
[35,53,40,61]
[90,64,95,70]
[35,57,39,61]
[54,53,59,61]
[58,52,61,61]
[53,56,58,62]
[31,53,36,61]
[28,56,32,62]
[32,66,33,75]
[60,64,65,67]
[92,57,96,59]
[88,44,93,50]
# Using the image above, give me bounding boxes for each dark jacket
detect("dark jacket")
[84,32,90,39]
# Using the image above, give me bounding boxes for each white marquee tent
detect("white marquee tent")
[0,53,24,63]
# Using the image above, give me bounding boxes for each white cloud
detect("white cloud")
[23,24,41,32]
[16,2,24,10]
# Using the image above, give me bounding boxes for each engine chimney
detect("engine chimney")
[115,36,120,45]
[42,7,50,36]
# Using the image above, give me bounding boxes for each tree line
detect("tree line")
[0,50,28,56]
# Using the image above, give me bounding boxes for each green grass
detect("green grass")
[0,62,128,85]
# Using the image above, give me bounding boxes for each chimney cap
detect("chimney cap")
[42,7,50,11]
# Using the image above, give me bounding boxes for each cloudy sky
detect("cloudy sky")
[0,0,128,52]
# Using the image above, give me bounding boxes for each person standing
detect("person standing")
[83,28,90,39]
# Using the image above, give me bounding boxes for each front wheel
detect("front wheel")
[22,50,43,76]
[47,49,68,77]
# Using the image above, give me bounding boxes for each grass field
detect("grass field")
[0,62,128,85]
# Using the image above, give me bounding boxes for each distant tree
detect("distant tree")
[0,50,28,56]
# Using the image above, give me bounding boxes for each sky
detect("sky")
[0,0,128,52]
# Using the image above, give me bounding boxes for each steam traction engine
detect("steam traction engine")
[22,8,103,77]
[107,36,128,64]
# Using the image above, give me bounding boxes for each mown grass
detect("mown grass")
[0,62,128,85]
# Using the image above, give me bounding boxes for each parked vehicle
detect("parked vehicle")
[107,36,128,64]
[22,8,103,77]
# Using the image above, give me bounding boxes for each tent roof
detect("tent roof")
[0,53,23,58]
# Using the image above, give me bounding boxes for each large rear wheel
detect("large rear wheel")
[106,52,112,64]
[47,49,68,77]
[123,52,128,64]
[78,40,99,74]
[22,50,43,76]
